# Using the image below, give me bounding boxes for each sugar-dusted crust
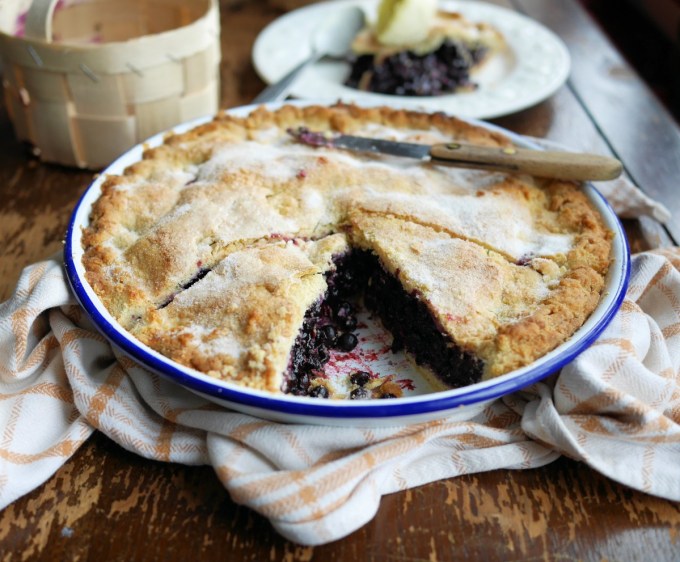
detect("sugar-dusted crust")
[82,103,613,393]
[132,234,349,392]
[347,209,610,378]
[82,103,512,326]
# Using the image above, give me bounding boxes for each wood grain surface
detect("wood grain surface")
[1,0,679,560]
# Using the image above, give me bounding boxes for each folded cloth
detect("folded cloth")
[0,181,678,545]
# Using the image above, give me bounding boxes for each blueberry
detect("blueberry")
[350,387,370,400]
[339,315,357,331]
[349,371,371,386]
[335,301,352,320]
[303,357,321,371]
[317,345,330,365]
[309,385,329,398]
[289,372,311,395]
[320,303,333,320]
[336,332,358,352]
[320,325,337,344]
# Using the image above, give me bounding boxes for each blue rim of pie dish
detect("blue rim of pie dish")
[63,102,631,421]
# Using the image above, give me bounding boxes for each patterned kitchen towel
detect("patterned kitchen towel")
[0,190,677,545]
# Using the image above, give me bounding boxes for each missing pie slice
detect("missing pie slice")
[82,104,612,398]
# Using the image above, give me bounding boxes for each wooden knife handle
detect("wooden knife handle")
[429,143,623,181]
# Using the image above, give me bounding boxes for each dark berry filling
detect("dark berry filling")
[349,370,371,386]
[283,252,367,396]
[362,251,484,389]
[336,332,358,352]
[309,385,329,398]
[345,40,487,97]
[158,267,210,309]
[349,387,370,400]
[284,249,484,397]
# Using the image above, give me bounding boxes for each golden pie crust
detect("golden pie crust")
[351,10,506,57]
[82,103,612,394]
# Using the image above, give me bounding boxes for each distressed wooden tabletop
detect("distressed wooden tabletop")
[1,0,679,560]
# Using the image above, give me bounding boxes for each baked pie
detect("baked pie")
[82,104,612,399]
[346,10,506,96]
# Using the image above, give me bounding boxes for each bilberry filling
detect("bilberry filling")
[283,252,366,396]
[284,250,484,397]
[345,40,487,97]
[362,251,484,389]
[159,267,211,309]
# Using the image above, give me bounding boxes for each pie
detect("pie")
[345,10,506,96]
[82,103,612,399]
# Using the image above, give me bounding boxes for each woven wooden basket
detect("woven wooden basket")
[0,0,221,169]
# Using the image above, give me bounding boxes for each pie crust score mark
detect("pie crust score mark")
[158,267,211,309]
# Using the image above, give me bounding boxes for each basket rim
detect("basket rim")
[0,0,220,74]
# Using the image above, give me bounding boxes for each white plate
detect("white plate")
[252,0,571,119]
[64,101,629,427]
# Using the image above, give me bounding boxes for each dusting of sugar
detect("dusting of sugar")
[432,166,515,191]
[359,124,452,143]
[385,234,552,341]
[169,242,316,312]
[195,139,444,187]
[301,188,325,212]
[169,168,198,186]
[200,333,245,358]
[251,125,284,143]
[357,189,573,260]
[149,203,193,229]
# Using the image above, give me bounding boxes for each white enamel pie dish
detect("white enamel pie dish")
[64,102,630,427]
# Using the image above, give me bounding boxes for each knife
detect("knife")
[288,128,623,181]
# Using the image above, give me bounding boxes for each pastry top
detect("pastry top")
[348,210,607,376]
[132,235,348,392]
[348,213,550,351]
[82,103,612,390]
[351,10,506,57]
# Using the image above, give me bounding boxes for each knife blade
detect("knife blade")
[288,128,623,181]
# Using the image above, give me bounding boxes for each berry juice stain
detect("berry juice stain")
[321,309,424,396]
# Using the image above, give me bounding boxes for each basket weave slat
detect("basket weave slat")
[179,83,218,122]
[31,99,77,163]
[0,0,221,169]
[184,44,219,94]
[0,27,219,74]
[22,67,70,101]
[67,73,127,116]
[134,94,182,142]
[73,113,136,166]
[122,60,184,104]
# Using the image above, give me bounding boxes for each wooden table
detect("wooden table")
[1,0,679,559]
